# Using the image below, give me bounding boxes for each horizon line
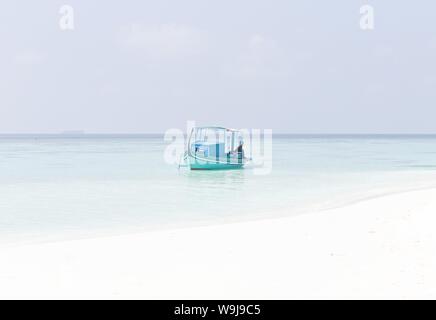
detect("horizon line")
[3,132,436,136]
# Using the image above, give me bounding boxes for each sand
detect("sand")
[1,188,436,299]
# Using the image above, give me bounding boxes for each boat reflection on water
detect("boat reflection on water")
[184,168,246,188]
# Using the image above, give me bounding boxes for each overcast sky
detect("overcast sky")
[1,1,435,133]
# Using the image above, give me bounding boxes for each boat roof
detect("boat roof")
[192,126,241,132]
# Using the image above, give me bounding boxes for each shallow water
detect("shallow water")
[2,134,436,244]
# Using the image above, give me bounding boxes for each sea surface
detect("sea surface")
[2,134,436,244]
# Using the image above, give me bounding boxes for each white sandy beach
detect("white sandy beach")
[0,188,436,300]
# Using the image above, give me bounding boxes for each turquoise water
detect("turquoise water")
[2,134,436,244]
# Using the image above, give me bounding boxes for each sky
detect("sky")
[1,1,435,134]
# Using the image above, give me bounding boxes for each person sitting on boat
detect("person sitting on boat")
[236,141,244,163]
[227,141,244,156]
[237,141,244,154]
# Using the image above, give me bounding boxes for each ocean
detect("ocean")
[2,134,436,244]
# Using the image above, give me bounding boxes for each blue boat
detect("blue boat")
[181,127,248,170]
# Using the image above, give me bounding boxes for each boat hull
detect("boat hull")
[188,155,244,170]
[190,163,244,170]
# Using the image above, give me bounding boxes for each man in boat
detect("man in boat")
[236,140,244,155]
[237,141,244,164]
[226,140,244,164]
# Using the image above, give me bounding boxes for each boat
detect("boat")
[180,126,249,170]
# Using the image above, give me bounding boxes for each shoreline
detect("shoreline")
[1,187,436,299]
[2,180,436,248]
